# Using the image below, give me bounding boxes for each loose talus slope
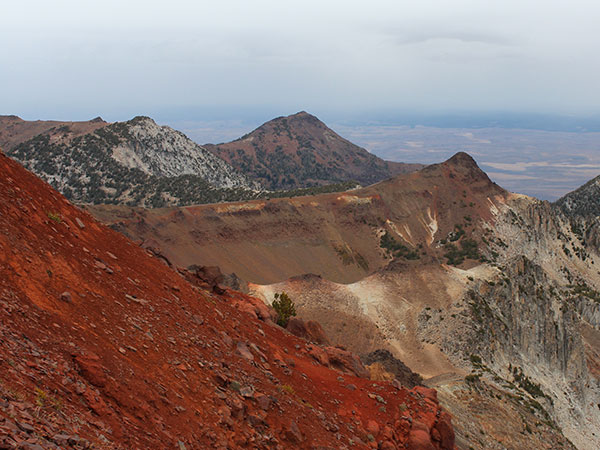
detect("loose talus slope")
[0,151,456,449]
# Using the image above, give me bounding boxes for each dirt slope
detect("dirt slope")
[89,152,503,285]
[0,150,456,449]
[205,111,422,190]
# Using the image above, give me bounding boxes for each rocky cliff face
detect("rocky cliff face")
[555,174,600,218]
[110,116,261,188]
[419,192,600,449]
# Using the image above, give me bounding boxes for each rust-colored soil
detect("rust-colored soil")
[0,151,455,449]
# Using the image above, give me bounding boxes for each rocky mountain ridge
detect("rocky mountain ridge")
[555,174,600,218]
[89,152,500,284]
[5,116,262,207]
[205,111,423,190]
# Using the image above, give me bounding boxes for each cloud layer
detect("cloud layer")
[2,1,600,120]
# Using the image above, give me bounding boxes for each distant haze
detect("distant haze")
[2,1,600,199]
[173,117,600,201]
[2,1,600,120]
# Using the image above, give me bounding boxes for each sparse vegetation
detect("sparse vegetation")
[272,292,297,327]
[465,373,481,383]
[444,238,480,265]
[34,387,62,411]
[280,384,295,395]
[47,212,61,223]
[512,366,546,398]
[568,282,600,303]
[379,231,419,260]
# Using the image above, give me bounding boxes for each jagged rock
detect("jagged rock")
[236,342,254,361]
[325,347,369,379]
[433,412,455,450]
[187,265,229,294]
[73,353,107,388]
[286,317,330,345]
[254,393,271,411]
[366,420,379,437]
[362,349,422,388]
[284,420,303,444]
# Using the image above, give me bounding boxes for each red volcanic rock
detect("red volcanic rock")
[366,419,380,436]
[407,429,436,450]
[73,353,107,388]
[380,440,397,450]
[325,346,370,378]
[228,291,277,323]
[187,264,225,293]
[285,420,304,444]
[433,411,456,450]
[286,317,331,345]
[308,344,330,366]
[415,386,438,402]
[0,152,457,450]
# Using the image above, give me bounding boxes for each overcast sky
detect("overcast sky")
[2,0,600,121]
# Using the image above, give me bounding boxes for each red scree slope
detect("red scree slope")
[0,152,455,449]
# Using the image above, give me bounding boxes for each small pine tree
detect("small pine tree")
[272,292,296,327]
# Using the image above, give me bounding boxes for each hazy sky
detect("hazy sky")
[2,0,600,122]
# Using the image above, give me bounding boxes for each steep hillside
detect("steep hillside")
[555,174,600,218]
[205,111,422,190]
[91,152,600,449]
[553,175,600,251]
[89,152,502,284]
[5,116,261,207]
[0,151,457,449]
[250,180,600,449]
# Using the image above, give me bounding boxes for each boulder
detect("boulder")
[325,346,370,378]
[286,317,330,345]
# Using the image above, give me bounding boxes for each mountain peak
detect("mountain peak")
[268,110,321,126]
[208,112,421,189]
[128,115,157,126]
[446,152,479,168]
[289,110,317,119]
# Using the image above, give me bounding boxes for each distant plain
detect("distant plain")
[171,118,600,201]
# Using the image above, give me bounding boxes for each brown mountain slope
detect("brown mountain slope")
[87,151,595,448]
[89,152,504,285]
[205,111,423,189]
[0,151,456,449]
[0,115,108,150]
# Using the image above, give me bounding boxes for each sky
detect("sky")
[2,0,600,122]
